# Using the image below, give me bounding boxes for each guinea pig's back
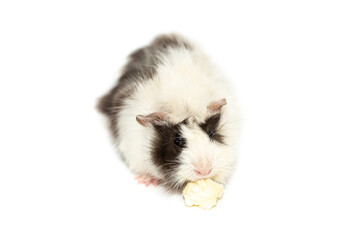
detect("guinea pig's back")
[128,41,233,124]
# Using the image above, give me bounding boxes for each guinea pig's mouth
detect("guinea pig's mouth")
[188,175,216,183]
[189,171,216,182]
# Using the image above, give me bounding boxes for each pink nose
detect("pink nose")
[194,168,212,176]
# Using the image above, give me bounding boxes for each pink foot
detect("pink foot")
[134,175,158,187]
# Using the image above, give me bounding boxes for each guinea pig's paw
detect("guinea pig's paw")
[134,175,158,187]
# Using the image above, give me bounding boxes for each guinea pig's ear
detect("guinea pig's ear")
[136,112,169,126]
[207,98,227,113]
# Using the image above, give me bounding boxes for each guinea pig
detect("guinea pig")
[98,34,240,193]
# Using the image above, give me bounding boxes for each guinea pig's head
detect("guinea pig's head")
[136,98,238,192]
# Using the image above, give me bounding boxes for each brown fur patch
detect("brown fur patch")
[151,120,189,193]
[199,113,225,144]
[151,123,185,171]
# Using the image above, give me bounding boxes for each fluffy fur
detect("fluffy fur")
[99,34,240,192]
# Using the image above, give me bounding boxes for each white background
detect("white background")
[1,0,362,239]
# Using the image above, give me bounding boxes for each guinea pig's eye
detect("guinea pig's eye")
[208,130,214,139]
[174,135,185,147]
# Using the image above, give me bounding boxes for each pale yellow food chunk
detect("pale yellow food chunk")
[182,178,224,209]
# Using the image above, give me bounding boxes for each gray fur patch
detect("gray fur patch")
[97,34,192,140]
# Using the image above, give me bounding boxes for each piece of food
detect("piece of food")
[182,178,224,209]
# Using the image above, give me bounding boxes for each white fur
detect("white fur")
[116,43,240,186]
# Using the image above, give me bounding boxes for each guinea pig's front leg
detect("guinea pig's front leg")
[134,174,158,187]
